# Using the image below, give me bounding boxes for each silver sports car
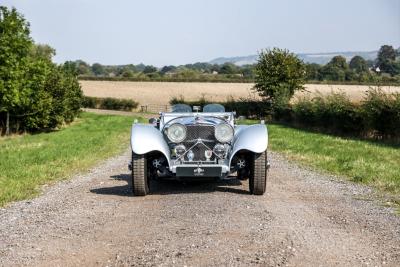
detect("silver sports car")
[129,104,269,196]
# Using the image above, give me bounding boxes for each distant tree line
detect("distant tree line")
[74,45,400,84]
[0,6,82,135]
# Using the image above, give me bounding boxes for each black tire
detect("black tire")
[249,151,268,195]
[131,152,149,196]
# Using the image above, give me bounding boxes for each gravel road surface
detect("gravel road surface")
[0,151,399,266]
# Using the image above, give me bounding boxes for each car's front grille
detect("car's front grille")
[183,124,216,161]
[185,125,215,141]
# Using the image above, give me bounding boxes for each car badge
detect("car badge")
[194,167,204,176]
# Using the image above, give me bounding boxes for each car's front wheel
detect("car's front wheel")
[131,152,149,196]
[249,151,268,195]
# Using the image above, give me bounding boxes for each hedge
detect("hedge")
[170,88,400,141]
[82,96,139,111]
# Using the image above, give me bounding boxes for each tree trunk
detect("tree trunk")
[6,112,10,136]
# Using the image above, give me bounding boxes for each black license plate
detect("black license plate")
[176,166,222,177]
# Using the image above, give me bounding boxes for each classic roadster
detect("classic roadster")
[129,104,269,196]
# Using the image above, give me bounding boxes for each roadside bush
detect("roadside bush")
[361,88,400,138]
[292,92,364,134]
[82,96,138,111]
[171,88,400,141]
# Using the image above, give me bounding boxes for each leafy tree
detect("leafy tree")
[143,65,157,74]
[219,63,239,74]
[253,48,306,107]
[240,65,255,78]
[0,6,83,134]
[161,65,177,74]
[376,45,398,75]
[76,60,92,75]
[328,56,348,69]
[305,63,322,80]
[0,6,32,135]
[319,56,348,81]
[349,56,368,73]
[91,63,105,76]
[121,69,134,78]
[30,44,55,61]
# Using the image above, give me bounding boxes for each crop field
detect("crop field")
[80,80,400,106]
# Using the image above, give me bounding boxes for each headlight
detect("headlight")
[215,123,234,143]
[167,123,187,143]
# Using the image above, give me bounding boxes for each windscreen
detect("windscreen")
[171,104,192,113]
[203,104,225,113]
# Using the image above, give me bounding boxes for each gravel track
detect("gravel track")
[0,151,399,266]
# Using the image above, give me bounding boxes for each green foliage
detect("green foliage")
[253,48,306,108]
[290,88,400,140]
[376,45,399,76]
[0,6,83,134]
[143,65,157,74]
[328,55,348,69]
[219,63,239,74]
[91,63,105,76]
[0,6,32,114]
[29,44,55,61]
[82,96,138,111]
[349,55,368,73]
[173,87,400,141]
[305,63,322,80]
[361,88,400,138]
[293,92,364,134]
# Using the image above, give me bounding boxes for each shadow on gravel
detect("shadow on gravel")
[90,173,250,196]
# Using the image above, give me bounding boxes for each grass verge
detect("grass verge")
[0,112,139,207]
[239,120,400,196]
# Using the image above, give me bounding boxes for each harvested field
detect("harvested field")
[80,81,400,106]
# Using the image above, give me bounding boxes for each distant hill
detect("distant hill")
[209,50,378,65]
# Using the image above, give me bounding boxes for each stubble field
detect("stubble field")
[80,81,400,106]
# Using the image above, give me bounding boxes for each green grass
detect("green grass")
[0,112,139,207]
[239,120,400,195]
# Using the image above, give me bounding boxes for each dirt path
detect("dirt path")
[0,151,399,266]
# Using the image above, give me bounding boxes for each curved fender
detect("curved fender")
[229,124,268,168]
[130,124,171,167]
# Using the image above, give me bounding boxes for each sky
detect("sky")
[2,0,400,66]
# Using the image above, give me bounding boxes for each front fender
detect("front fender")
[229,124,268,167]
[130,124,171,167]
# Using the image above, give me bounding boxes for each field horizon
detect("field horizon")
[81,80,400,107]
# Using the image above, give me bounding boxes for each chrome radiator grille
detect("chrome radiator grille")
[185,125,215,141]
[183,125,216,161]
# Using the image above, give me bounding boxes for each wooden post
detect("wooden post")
[5,111,10,136]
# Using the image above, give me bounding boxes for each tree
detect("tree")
[91,63,105,76]
[160,65,177,74]
[219,63,239,74]
[143,65,157,74]
[253,48,306,107]
[0,6,33,135]
[349,56,368,73]
[320,56,348,81]
[0,6,83,134]
[375,45,398,75]
[328,56,348,69]
[30,44,55,61]
[305,63,322,80]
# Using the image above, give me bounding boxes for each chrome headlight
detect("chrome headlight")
[215,123,234,143]
[167,123,187,143]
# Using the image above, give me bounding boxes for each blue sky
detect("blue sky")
[3,0,400,66]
